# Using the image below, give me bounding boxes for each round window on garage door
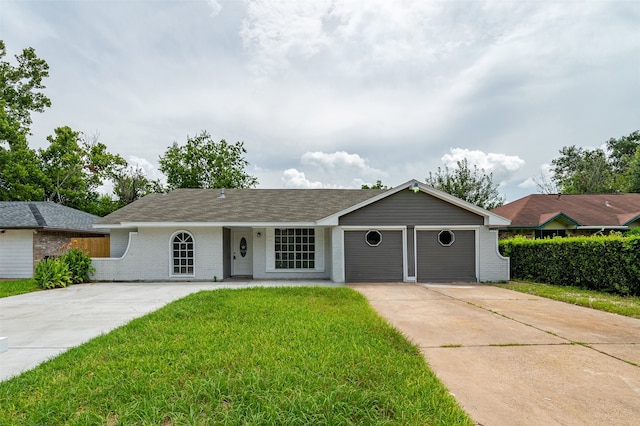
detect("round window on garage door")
[365,230,382,247]
[438,230,455,246]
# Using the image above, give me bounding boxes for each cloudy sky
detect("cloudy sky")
[1,0,638,201]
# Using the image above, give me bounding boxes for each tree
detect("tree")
[38,126,126,212]
[159,131,258,190]
[112,166,157,207]
[361,180,388,189]
[624,147,640,193]
[426,158,505,209]
[606,130,640,174]
[0,40,51,134]
[0,40,51,201]
[549,131,640,194]
[551,146,616,194]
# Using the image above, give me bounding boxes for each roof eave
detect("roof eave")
[94,221,322,229]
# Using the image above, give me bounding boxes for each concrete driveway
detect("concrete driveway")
[0,281,340,381]
[352,283,640,426]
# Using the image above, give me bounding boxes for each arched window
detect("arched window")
[172,232,194,275]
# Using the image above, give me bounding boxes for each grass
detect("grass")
[0,279,41,298]
[0,287,472,425]
[497,282,640,319]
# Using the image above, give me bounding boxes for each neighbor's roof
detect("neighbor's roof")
[491,194,640,228]
[94,188,387,226]
[0,202,107,234]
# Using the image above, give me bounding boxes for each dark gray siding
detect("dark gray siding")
[339,190,484,226]
[223,228,231,278]
[416,230,476,282]
[345,230,403,282]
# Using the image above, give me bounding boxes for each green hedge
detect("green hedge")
[499,236,640,296]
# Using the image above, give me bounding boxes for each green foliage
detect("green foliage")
[34,244,94,289]
[551,146,615,193]
[550,130,640,194]
[497,283,640,319]
[0,39,51,134]
[34,258,72,289]
[0,129,45,200]
[500,235,640,296]
[361,179,389,189]
[159,130,258,190]
[426,158,505,209]
[624,227,640,237]
[0,287,472,425]
[38,127,126,212]
[623,145,640,193]
[59,246,95,284]
[112,166,158,207]
[0,279,41,298]
[0,39,51,201]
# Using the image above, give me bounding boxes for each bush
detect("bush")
[500,235,640,296]
[624,227,640,237]
[59,247,95,284]
[34,243,95,290]
[34,258,72,289]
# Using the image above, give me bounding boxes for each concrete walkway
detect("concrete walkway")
[0,281,340,381]
[352,283,640,426]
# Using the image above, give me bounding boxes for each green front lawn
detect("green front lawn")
[0,287,472,425]
[0,279,40,298]
[498,282,640,319]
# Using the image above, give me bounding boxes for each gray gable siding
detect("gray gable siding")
[339,190,484,226]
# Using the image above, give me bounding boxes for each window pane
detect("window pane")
[273,228,317,270]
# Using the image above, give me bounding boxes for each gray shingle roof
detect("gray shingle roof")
[0,202,106,233]
[95,188,387,225]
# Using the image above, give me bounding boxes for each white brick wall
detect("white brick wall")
[92,227,223,281]
[109,228,133,258]
[331,227,345,282]
[478,227,510,282]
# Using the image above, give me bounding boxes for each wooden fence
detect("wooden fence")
[73,237,110,258]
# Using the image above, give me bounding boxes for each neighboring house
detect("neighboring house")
[491,193,640,239]
[0,202,109,278]
[92,180,510,283]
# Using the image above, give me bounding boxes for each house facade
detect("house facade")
[0,202,109,278]
[491,194,640,239]
[92,180,510,283]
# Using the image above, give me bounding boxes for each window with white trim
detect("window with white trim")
[172,232,194,275]
[274,228,315,269]
[365,230,382,247]
[438,230,455,247]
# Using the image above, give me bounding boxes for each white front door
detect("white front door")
[232,232,252,276]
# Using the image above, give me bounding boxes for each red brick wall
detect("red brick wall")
[32,232,71,270]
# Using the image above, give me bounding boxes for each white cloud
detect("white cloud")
[440,148,525,185]
[302,151,361,169]
[208,0,222,17]
[281,169,326,188]
[442,148,524,171]
[128,156,164,181]
[518,163,556,193]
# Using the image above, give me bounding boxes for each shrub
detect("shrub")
[34,258,72,289]
[624,227,640,237]
[59,247,95,284]
[500,235,640,296]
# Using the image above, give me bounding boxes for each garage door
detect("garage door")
[416,230,476,282]
[344,230,403,282]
